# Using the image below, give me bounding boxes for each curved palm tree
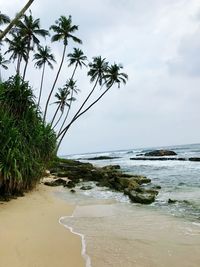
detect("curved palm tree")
[16,13,49,79]
[33,45,56,106]
[43,15,82,122]
[50,86,70,128]
[5,33,28,74]
[0,54,10,81]
[57,63,128,149]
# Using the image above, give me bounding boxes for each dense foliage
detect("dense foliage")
[0,76,56,198]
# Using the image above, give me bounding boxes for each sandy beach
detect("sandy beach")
[0,184,85,267]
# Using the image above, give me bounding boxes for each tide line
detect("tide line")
[59,210,92,267]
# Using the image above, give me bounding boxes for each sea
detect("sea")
[57,143,200,267]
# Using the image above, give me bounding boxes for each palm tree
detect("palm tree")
[43,15,82,122]
[33,45,56,106]
[58,79,78,134]
[5,33,28,74]
[16,13,49,79]
[61,48,87,120]
[0,0,35,41]
[0,54,9,81]
[50,86,70,128]
[56,63,128,149]
[58,56,108,136]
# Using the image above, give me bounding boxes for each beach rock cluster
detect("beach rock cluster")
[43,158,159,204]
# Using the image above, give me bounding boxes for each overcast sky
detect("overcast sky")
[1,0,200,155]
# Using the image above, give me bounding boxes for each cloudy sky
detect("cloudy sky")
[1,0,200,155]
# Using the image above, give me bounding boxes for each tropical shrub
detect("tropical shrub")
[0,76,56,198]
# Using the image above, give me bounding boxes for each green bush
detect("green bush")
[0,76,56,197]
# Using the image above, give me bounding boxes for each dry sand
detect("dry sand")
[0,184,85,267]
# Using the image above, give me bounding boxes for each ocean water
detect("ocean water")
[58,143,200,267]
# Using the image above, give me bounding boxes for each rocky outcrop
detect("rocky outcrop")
[44,158,159,205]
[189,157,200,162]
[84,156,120,160]
[125,189,158,204]
[144,150,177,157]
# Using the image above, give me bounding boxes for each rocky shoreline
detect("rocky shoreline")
[43,158,159,204]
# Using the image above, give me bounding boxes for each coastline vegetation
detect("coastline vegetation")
[0,6,128,199]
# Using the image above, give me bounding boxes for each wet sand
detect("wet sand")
[0,184,85,267]
[61,203,200,267]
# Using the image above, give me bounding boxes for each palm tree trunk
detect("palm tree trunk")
[58,76,99,136]
[38,63,45,107]
[0,0,35,41]
[53,111,63,129]
[58,63,78,135]
[43,44,67,122]
[23,39,31,80]
[56,82,113,151]
[50,104,60,127]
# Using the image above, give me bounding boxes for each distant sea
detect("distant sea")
[57,143,200,267]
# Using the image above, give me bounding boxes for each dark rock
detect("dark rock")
[144,150,177,157]
[65,180,76,188]
[126,190,157,204]
[189,157,200,162]
[152,185,162,189]
[85,156,120,160]
[44,178,68,187]
[70,189,76,193]
[80,186,93,190]
[130,157,178,161]
[168,198,177,204]
[102,165,121,171]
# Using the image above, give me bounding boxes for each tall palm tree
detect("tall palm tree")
[16,13,49,79]
[33,45,56,106]
[56,63,128,149]
[0,54,9,81]
[43,15,82,122]
[50,86,70,128]
[5,33,28,74]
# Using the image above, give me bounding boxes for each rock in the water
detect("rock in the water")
[126,190,157,204]
[43,178,68,187]
[70,189,76,193]
[85,156,120,160]
[80,185,93,190]
[168,198,177,204]
[189,157,200,162]
[144,150,177,157]
[65,180,76,188]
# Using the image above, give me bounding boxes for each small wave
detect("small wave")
[59,212,92,267]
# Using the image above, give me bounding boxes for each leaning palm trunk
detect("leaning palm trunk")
[58,76,99,136]
[0,0,35,41]
[38,63,46,107]
[56,82,113,151]
[53,111,63,129]
[43,44,67,122]
[50,104,60,127]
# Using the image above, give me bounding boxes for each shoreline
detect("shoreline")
[0,184,85,267]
